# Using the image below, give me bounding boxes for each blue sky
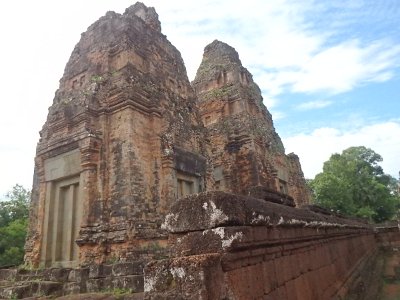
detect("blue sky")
[0,0,399,197]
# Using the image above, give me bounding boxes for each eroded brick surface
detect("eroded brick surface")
[11,2,393,300]
[25,2,311,269]
[144,193,400,300]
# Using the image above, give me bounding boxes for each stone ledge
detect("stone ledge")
[162,191,371,233]
[168,225,372,257]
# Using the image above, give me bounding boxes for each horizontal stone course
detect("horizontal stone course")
[163,191,371,233]
[0,261,146,299]
[144,192,394,300]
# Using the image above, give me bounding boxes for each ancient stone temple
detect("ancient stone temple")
[24,2,309,269]
[193,40,310,206]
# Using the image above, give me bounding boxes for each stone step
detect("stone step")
[0,281,62,299]
[0,281,11,288]
[0,261,146,299]
[54,292,144,299]
[0,269,17,281]
[86,275,144,293]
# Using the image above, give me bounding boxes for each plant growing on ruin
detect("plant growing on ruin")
[106,255,119,264]
[18,262,36,271]
[141,241,162,251]
[91,74,104,83]
[10,294,17,300]
[102,287,134,297]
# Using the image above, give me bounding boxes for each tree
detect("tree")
[0,184,30,267]
[0,184,30,227]
[309,146,400,223]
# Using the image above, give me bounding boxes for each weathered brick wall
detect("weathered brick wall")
[0,262,145,299]
[3,192,400,299]
[25,2,210,267]
[26,3,311,269]
[193,41,311,206]
[144,191,380,300]
[376,226,400,248]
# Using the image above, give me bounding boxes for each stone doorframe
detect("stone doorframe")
[40,149,83,268]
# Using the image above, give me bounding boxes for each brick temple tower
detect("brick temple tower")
[192,40,310,206]
[25,3,309,269]
[25,3,209,268]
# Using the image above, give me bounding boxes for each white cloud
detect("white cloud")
[146,0,400,103]
[296,100,333,111]
[271,111,286,121]
[0,0,399,196]
[250,39,400,99]
[261,94,280,109]
[283,121,400,179]
[291,40,400,94]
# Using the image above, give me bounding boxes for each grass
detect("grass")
[101,287,135,298]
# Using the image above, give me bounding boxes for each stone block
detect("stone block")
[225,267,249,299]
[0,269,17,281]
[170,226,252,257]
[112,262,145,276]
[89,264,112,279]
[86,278,108,293]
[294,275,311,300]
[267,227,281,241]
[285,279,298,300]
[49,268,72,282]
[248,263,264,299]
[316,247,328,269]
[252,226,270,242]
[280,228,298,241]
[263,259,277,295]
[221,251,251,271]
[305,271,322,299]
[274,256,286,286]
[296,251,308,274]
[15,269,43,281]
[276,285,288,299]
[322,283,339,299]
[264,288,279,300]
[309,248,320,271]
[265,245,283,256]
[111,275,144,293]
[144,254,225,299]
[283,242,298,252]
[37,281,63,297]
[281,254,296,283]
[68,268,90,283]
[2,284,34,299]
[291,253,301,279]
[247,254,264,267]
[63,281,82,295]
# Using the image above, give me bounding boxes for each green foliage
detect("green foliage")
[91,74,104,83]
[0,184,30,267]
[309,146,400,223]
[105,255,119,264]
[0,184,30,227]
[102,287,134,297]
[205,86,231,99]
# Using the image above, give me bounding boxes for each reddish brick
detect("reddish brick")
[226,267,253,299]
[263,259,278,294]
[274,256,286,286]
[294,275,312,300]
[285,279,298,300]
[249,263,265,299]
